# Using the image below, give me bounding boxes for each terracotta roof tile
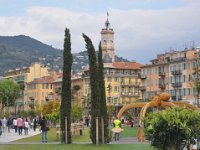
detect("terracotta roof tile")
[112,62,144,69]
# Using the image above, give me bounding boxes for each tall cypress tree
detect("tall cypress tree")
[60,28,73,144]
[98,42,109,143]
[82,34,99,144]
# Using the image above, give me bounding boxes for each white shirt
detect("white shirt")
[13,119,17,126]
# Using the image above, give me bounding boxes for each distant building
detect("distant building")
[3,62,49,111]
[140,48,199,105]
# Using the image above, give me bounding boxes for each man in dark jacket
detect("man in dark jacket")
[40,116,48,143]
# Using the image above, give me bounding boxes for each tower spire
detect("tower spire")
[105,11,110,29]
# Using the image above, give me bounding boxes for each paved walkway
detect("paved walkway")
[0,128,149,145]
[0,128,41,144]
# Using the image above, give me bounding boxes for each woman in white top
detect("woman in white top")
[24,119,29,135]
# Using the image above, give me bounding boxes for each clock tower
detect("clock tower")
[101,12,115,63]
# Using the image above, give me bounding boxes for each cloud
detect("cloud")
[0,4,200,64]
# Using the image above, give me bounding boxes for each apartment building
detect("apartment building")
[140,48,199,104]
[3,62,49,111]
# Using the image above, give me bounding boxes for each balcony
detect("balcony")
[171,82,182,88]
[159,83,165,89]
[121,82,135,87]
[121,92,140,97]
[15,77,25,83]
[158,71,165,77]
[139,86,146,91]
[171,70,182,75]
[140,74,147,79]
[134,82,140,87]
[171,95,182,101]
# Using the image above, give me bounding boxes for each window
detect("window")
[114,86,118,92]
[42,84,45,89]
[183,63,186,70]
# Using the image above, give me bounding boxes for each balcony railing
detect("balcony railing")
[171,82,182,87]
[140,74,147,79]
[158,71,165,77]
[159,83,165,89]
[139,86,146,91]
[121,82,134,87]
[171,70,182,75]
[121,92,140,97]
[171,95,182,101]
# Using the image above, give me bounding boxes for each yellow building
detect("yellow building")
[3,62,49,111]
[82,61,143,108]
[26,75,55,108]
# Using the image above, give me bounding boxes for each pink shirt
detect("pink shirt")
[17,118,24,127]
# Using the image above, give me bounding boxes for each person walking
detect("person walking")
[24,119,29,135]
[33,116,37,131]
[2,117,7,133]
[7,118,12,133]
[17,116,23,135]
[112,117,122,141]
[40,116,48,143]
[13,118,18,133]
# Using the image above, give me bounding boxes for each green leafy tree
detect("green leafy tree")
[143,107,200,150]
[0,79,20,114]
[83,34,100,144]
[98,42,109,143]
[71,105,83,122]
[60,28,73,144]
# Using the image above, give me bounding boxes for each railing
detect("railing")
[171,70,182,75]
[158,71,165,77]
[121,92,140,97]
[171,82,182,87]
[171,95,182,101]
[140,74,147,79]
[139,86,146,91]
[159,83,165,89]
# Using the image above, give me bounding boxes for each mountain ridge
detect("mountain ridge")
[0,35,129,76]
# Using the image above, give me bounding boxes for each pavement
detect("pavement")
[0,128,149,145]
[0,128,41,144]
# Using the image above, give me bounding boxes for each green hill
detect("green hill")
[0,35,129,76]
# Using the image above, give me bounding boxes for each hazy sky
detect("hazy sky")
[0,0,200,64]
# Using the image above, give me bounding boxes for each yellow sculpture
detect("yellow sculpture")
[117,92,199,142]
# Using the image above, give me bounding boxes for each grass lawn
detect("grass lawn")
[0,144,155,150]
[4,125,156,150]
[15,125,138,143]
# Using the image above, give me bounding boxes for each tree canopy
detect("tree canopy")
[0,79,20,108]
[143,107,200,150]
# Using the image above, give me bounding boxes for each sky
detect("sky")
[0,0,200,64]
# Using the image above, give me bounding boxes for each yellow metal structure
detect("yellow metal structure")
[117,92,199,142]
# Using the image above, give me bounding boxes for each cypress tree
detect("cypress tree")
[98,42,109,143]
[82,34,99,144]
[60,28,73,144]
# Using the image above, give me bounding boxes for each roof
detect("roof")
[28,75,55,84]
[112,62,144,70]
